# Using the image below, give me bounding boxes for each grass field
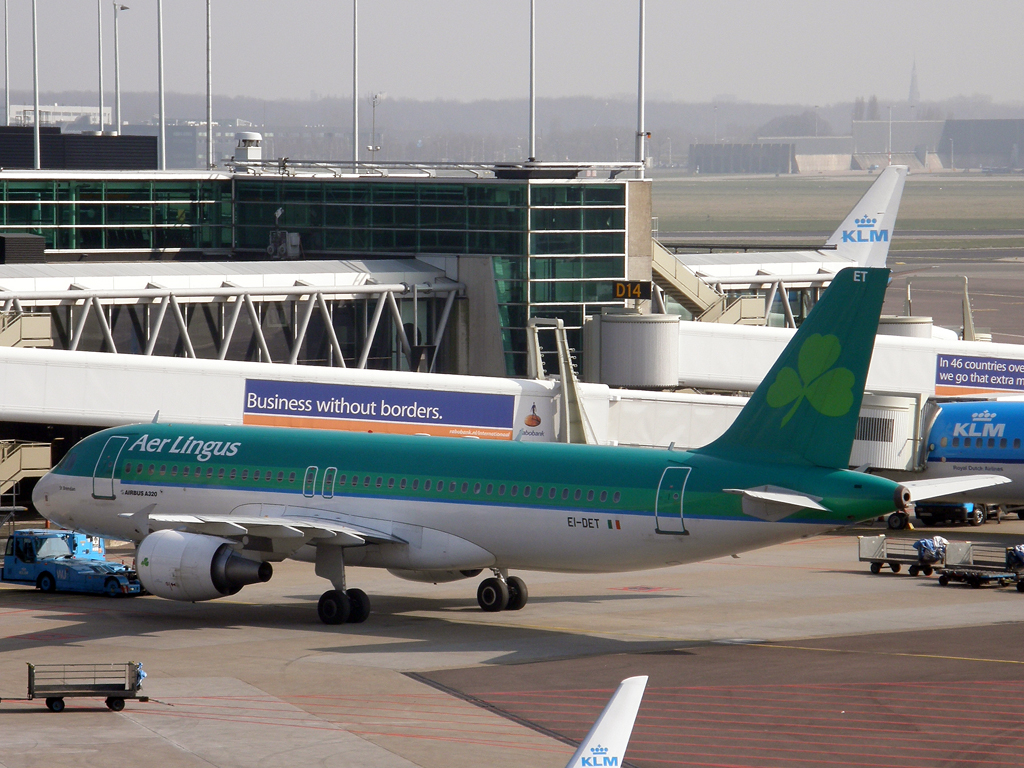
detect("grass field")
[649,171,1024,250]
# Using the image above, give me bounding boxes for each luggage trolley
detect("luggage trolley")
[23,662,148,712]
[938,542,1024,590]
[858,534,946,576]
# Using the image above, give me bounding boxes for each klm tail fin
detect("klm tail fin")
[564,676,647,768]
[825,165,907,268]
[697,267,889,469]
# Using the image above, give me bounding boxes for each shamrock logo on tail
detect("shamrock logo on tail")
[766,334,855,426]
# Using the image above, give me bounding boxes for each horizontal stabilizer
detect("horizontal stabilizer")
[902,474,1012,502]
[725,485,828,522]
[724,487,827,524]
[564,676,648,768]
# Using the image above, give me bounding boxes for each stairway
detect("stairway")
[0,441,51,495]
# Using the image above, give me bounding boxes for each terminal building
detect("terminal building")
[0,136,652,379]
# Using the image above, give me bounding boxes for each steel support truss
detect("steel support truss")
[0,281,463,370]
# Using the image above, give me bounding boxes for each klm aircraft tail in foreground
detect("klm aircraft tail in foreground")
[825,165,907,268]
[699,267,889,470]
[564,676,647,768]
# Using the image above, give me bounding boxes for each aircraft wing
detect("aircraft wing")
[564,676,647,768]
[123,511,403,546]
[724,485,828,522]
[901,474,1012,502]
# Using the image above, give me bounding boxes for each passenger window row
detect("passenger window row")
[121,460,624,506]
[940,437,1021,449]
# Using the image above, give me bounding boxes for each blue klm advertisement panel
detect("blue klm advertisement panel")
[243,379,516,440]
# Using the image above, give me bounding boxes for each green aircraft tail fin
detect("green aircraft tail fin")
[696,267,889,469]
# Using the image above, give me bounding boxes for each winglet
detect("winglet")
[151,410,161,424]
[564,676,647,768]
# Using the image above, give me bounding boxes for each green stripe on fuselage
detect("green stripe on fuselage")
[56,422,899,525]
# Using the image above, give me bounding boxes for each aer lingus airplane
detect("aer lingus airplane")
[31,268,1007,625]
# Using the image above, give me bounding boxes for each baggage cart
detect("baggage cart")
[24,662,148,712]
[858,534,941,576]
[937,541,1024,590]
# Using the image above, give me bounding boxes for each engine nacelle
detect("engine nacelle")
[894,485,913,511]
[136,529,273,602]
[387,568,483,584]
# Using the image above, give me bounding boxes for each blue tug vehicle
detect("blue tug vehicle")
[1,529,142,597]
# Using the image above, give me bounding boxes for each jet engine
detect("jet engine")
[893,485,913,510]
[136,529,273,602]
[387,568,483,584]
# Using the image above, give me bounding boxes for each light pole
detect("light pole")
[887,105,892,166]
[113,4,128,135]
[352,0,358,165]
[206,0,212,168]
[4,0,8,126]
[97,0,104,131]
[814,105,819,137]
[529,0,535,161]
[157,0,165,170]
[713,105,718,143]
[950,137,954,171]
[635,0,645,177]
[32,0,39,168]
[367,92,384,161]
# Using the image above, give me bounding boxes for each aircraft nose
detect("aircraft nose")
[31,473,55,518]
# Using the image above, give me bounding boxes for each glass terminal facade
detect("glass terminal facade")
[0,173,632,376]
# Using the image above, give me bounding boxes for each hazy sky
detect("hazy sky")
[9,0,1023,105]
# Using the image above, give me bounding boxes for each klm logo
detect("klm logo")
[580,746,618,767]
[841,215,889,243]
[953,409,1005,438]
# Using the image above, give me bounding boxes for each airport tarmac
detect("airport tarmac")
[3,518,1024,768]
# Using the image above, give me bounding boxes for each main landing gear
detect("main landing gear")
[317,588,371,625]
[477,570,528,612]
[315,546,371,625]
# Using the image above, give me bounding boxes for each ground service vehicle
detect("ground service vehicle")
[1,529,142,596]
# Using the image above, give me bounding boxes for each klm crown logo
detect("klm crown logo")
[972,410,997,422]
[842,213,888,243]
[580,745,618,767]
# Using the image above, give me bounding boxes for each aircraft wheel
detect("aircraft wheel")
[104,578,121,597]
[887,513,906,530]
[505,576,529,611]
[869,562,882,575]
[477,577,509,612]
[317,589,351,625]
[45,697,65,713]
[105,697,125,711]
[346,588,371,624]
[37,572,56,593]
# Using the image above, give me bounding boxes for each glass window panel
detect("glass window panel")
[583,232,625,254]
[531,208,581,231]
[494,280,527,304]
[583,186,625,205]
[531,232,581,255]
[371,184,417,203]
[530,185,582,206]
[583,208,625,230]
[468,231,524,255]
